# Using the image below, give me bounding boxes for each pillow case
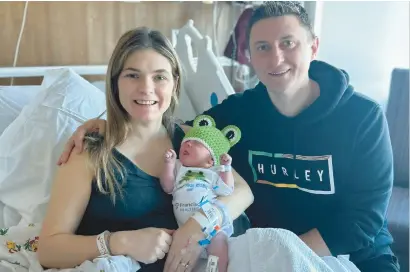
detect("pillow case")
[0,69,65,136]
[0,85,44,136]
[0,68,106,226]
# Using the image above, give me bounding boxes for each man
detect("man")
[60,2,399,271]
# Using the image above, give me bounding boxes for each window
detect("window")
[315,1,409,109]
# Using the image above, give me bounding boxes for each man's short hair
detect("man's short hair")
[246,1,315,46]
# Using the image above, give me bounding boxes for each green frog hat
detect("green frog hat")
[182,115,242,165]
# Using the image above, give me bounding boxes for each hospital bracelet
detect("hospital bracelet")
[213,165,232,172]
[96,230,112,256]
[192,211,221,247]
[192,199,225,246]
[192,211,214,230]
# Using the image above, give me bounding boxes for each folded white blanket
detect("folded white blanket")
[0,224,360,272]
[224,228,361,272]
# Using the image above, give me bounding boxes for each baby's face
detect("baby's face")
[179,140,214,168]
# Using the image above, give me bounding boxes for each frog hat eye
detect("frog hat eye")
[221,125,241,147]
[193,115,216,128]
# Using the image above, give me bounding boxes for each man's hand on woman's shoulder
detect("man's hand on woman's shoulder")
[57,118,107,165]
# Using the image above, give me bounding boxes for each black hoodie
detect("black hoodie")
[186,60,395,263]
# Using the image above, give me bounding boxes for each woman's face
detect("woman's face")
[117,48,175,123]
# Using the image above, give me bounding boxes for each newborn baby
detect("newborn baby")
[160,115,241,272]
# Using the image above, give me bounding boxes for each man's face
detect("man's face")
[249,15,319,94]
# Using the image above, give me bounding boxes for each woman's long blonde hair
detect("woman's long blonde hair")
[85,27,183,203]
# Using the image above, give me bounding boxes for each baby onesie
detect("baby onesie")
[172,160,234,236]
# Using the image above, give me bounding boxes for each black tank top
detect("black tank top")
[76,125,185,271]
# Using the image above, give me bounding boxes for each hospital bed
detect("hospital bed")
[0,20,359,272]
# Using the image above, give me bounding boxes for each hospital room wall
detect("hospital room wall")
[0,1,242,85]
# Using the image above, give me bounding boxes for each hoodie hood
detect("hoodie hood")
[255,60,354,127]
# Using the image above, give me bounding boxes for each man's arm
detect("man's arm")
[302,105,393,257]
[57,118,107,165]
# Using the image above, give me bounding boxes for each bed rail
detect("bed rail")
[0,65,107,78]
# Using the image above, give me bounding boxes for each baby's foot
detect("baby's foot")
[220,153,232,166]
[164,149,177,163]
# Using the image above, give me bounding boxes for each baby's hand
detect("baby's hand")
[164,149,177,163]
[220,153,232,166]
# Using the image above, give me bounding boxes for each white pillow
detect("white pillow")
[91,80,106,92]
[0,85,44,136]
[0,68,106,227]
[0,70,63,137]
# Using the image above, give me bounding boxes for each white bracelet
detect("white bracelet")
[96,230,111,256]
[200,200,221,224]
[192,210,221,247]
[212,165,232,172]
[206,255,219,272]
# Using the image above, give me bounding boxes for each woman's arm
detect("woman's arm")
[217,168,254,219]
[40,144,175,268]
[38,152,122,268]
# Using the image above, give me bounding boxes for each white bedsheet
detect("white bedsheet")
[0,224,360,272]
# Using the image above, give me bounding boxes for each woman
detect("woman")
[38,27,253,272]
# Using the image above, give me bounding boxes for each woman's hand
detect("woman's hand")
[164,218,205,272]
[111,228,174,264]
[57,119,107,165]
